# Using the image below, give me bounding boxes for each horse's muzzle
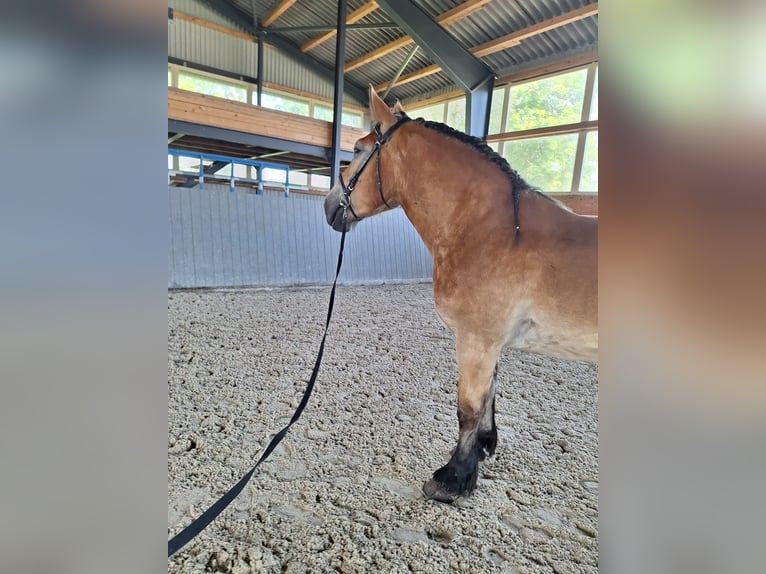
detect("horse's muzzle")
[324,186,354,232]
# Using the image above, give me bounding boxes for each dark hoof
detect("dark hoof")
[422,478,460,503]
[422,461,478,502]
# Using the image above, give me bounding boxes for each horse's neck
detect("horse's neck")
[394,137,517,257]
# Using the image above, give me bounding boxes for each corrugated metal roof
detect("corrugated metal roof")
[170,0,597,107]
[169,0,252,33]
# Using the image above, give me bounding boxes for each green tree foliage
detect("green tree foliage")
[507,69,587,131]
[488,88,506,134]
[504,134,579,192]
[446,99,466,130]
[412,102,446,123]
[579,131,598,191]
[501,68,595,192]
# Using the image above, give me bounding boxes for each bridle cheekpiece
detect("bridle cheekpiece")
[339,114,410,221]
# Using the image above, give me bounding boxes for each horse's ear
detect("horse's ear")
[368,85,396,131]
[392,100,406,115]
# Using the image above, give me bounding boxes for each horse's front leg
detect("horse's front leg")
[423,340,499,502]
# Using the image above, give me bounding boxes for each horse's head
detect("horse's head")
[324,87,409,232]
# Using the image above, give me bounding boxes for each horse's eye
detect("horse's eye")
[353,147,362,155]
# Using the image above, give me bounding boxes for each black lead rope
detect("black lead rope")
[168,228,347,558]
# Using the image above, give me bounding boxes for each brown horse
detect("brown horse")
[324,87,597,502]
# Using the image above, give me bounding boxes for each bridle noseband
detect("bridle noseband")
[339,115,410,221]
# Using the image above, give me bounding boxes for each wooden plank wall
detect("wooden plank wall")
[557,193,598,216]
[168,88,366,152]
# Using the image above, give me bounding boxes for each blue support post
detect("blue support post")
[256,166,263,195]
[284,166,290,197]
[198,155,204,190]
[230,162,235,192]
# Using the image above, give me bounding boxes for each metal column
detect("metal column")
[256,35,264,106]
[330,0,348,186]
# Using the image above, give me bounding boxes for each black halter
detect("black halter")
[339,115,410,221]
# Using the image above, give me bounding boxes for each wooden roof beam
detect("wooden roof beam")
[472,3,599,57]
[345,0,491,72]
[374,2,599,91]
[261,0,298,27]
[301,1,379,53]
[172,10,256,41]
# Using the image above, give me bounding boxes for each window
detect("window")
[178,155,213,173]
[313,104,363,127]
[313,104,333,122]
[488,87,506,134]
[503,134,579,193]
[212,162,248,179]
[484,64,598,192]
[311,174,331,190]
[177,70,247,103]
[262,167,289,184]
[446,98,466,130]
[260,91,309,116]
[341,110,362,128]
[409,102,446,123]
[507,69,588,131]
[289,171,309,187]
[579,131,598,191]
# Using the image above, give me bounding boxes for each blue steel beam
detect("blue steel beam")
[374,0,495,138]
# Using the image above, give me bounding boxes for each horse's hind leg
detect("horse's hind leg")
[477,364,498,461]
[423,341,499,502]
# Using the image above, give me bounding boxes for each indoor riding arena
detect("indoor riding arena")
[167,1,599,572]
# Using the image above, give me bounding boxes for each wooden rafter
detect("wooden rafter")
[262,0,298,27]
[301,1,379,53]
[496,50,598,85]
[172,10,256,41]
[345,0,491,72]
[471,3,599,57]
[374,2,598,91]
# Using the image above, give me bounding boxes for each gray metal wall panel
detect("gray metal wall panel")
[168,185,433,288]
[169,19,260,80]
[169,0,252,32]
[168,6,366,107]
